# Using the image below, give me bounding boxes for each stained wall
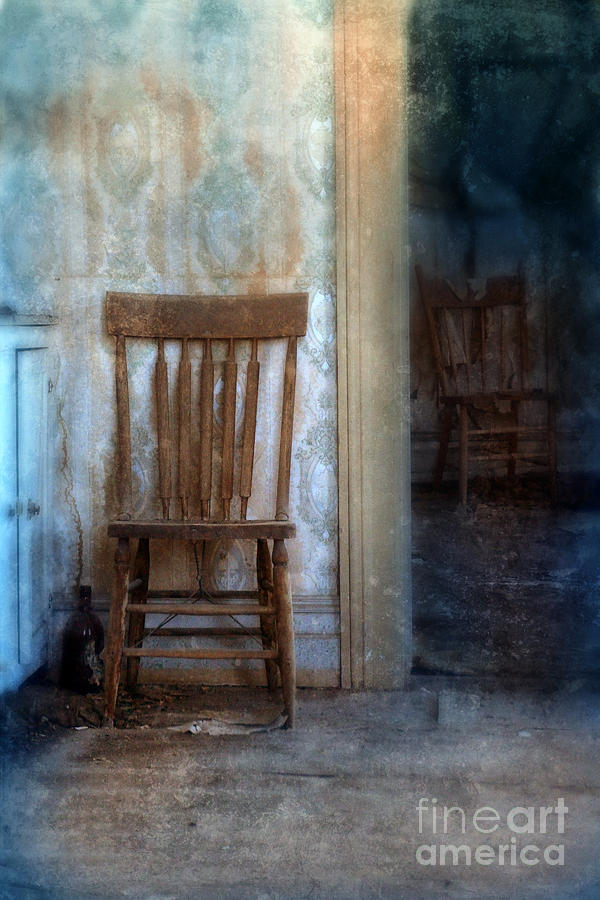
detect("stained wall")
[0,0,339,683]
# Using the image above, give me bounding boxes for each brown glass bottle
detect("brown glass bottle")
[60,585,104,693]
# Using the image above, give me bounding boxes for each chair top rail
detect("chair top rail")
[416,265,524,309]
[426,294,524,310]
[422,278,525,310]
[106,291,308,339]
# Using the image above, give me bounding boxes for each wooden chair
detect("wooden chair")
[415,265,557,505]
[102,291,308,727]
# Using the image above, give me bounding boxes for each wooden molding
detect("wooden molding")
[335,0,412,688]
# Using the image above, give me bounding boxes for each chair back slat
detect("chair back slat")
[442,308,459,385]
[199,340,214,520]
[499,308,505,388]
[221,339,237,520]
[461,310,472,394]
[107,292,307,521]
[480,307,486,392]
[276,336,298,521]
[155,338,171,520]
[240,339,259,520]
[415,265,451,395]
[115,334,132,518]
[178,338,191,519]
[519,306,528,391]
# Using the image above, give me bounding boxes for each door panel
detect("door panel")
[0,346,18,692]
[17,347,48,670]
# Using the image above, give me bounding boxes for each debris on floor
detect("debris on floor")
[0,678,285,751]
[3,684,600,899]
[0,681,104,752]
[168,709,287,734]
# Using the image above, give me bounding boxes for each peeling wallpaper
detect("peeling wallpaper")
[0,0,338,666]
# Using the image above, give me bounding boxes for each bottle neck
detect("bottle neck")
[78,586,92,610]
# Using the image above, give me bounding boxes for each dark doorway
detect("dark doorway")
[408,0,600,681]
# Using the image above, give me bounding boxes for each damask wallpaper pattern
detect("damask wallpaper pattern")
[0,0,339,681]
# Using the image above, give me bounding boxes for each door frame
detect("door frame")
[334,0,412,688]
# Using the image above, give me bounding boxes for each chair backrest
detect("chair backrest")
[415,265,529,398]
[106,291,308,522]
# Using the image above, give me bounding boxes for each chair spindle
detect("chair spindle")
[240,339,259,521]
[415,266,450,396]
[480,308,486,392]
[276,335,298,521]
[443,309,458,385]
[519,306,528,391]
[500,307,505,388]
[461,309,471,394]
[115,334,132,518]
[156,337,171,520]
[199,339,214,519]
[221,338,237,520]
[178,338,191,519]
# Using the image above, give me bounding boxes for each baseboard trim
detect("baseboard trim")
[51,593,340,615]
[137,666,340,688]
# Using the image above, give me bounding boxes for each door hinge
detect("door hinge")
[27,499,41,519]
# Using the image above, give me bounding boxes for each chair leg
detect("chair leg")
[272,538,296,727]
[126,538,150,690]
[103,537,130,726]
[459,404,469,506]
[434,407,453,489]
[257,538,279,692]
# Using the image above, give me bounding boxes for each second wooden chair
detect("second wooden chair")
[416,265,557,505]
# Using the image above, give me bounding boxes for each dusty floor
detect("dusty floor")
[412,478,600,678]
[1,680,600,899]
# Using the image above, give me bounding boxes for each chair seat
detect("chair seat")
[107,518,296,540]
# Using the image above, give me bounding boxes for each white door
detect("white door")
[16,347,48,675]
[0,344,18,692]
[0,344,49,693]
